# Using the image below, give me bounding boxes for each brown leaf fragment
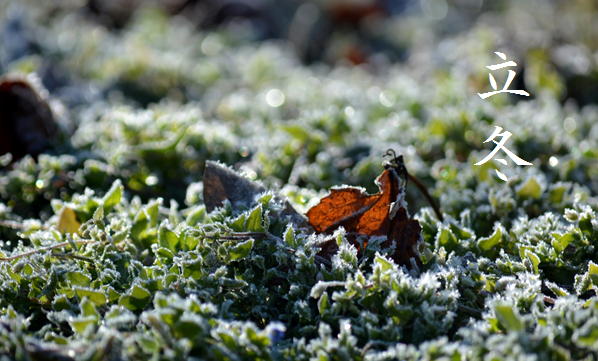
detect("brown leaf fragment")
[202,161,309,228]
[0,74,57,162]
[307,167,422,268]
[203,160,268,213]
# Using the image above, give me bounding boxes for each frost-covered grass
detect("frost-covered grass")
[2,1,598,360]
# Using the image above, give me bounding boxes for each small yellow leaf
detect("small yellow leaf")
[57,206,81,236]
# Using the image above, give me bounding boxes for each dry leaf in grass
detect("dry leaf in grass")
[0,74,57,162]
[307,163,422,268]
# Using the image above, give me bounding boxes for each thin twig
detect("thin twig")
[457,304,482,318]
[206,231,332,267]
[51,252,95,262]
[315,255,332,268]
[0,220,27,230]
[218,232,268,240]
[383,149,444,222]
[0,240,96,262]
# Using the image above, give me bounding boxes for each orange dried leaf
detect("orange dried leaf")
[307,168,422,267]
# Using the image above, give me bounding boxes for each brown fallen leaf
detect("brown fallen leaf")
[203,160,309,228]
[202,154,433,268]
[0,73,57,163]
[307,153,423,268]
[203,160,268,214]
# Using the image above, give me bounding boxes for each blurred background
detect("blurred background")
[2,0,597,104]
[1,0,598,235]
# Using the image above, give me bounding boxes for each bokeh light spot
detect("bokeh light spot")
[266,89,285,107]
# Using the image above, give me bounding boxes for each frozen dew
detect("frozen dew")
[145,175,158,186]
[389,112,400,127]
[563,117,576,133]
[379,128,389,140]
[465,131,474,142]
[379,90,396,107]
[422,141,432,153]
[266,89,285,107]
[421,0,448,20]
[341,321,351,332]
[579,141,589,153]
[88,83,99,95]
[552,140,561,151]
[438,39,459,61]
[92,26,106,42]
[201,34,223,55]
[306,76,320,87]
[549,156,558,167]
[239,146,249,157]
[241,167,257,180]
[58,32,76,52]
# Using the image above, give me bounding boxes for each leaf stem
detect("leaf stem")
[408,173,444,222]
[457,304,482,318]
[0,240,96,262]
[51,252,95,262]
[0,220,27,229]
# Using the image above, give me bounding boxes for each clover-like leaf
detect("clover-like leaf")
[245,205,265,232]
[103,180,123,213]
[516,177,542,200]
[494,305,523,332]
[159,225,180,253]
[74,287,107,307]
[478,226,502,252]
[226,239,254,262]
[68,272,91,288]
[119,285,151,312]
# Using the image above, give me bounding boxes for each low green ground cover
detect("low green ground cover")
[1,1,598,359]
